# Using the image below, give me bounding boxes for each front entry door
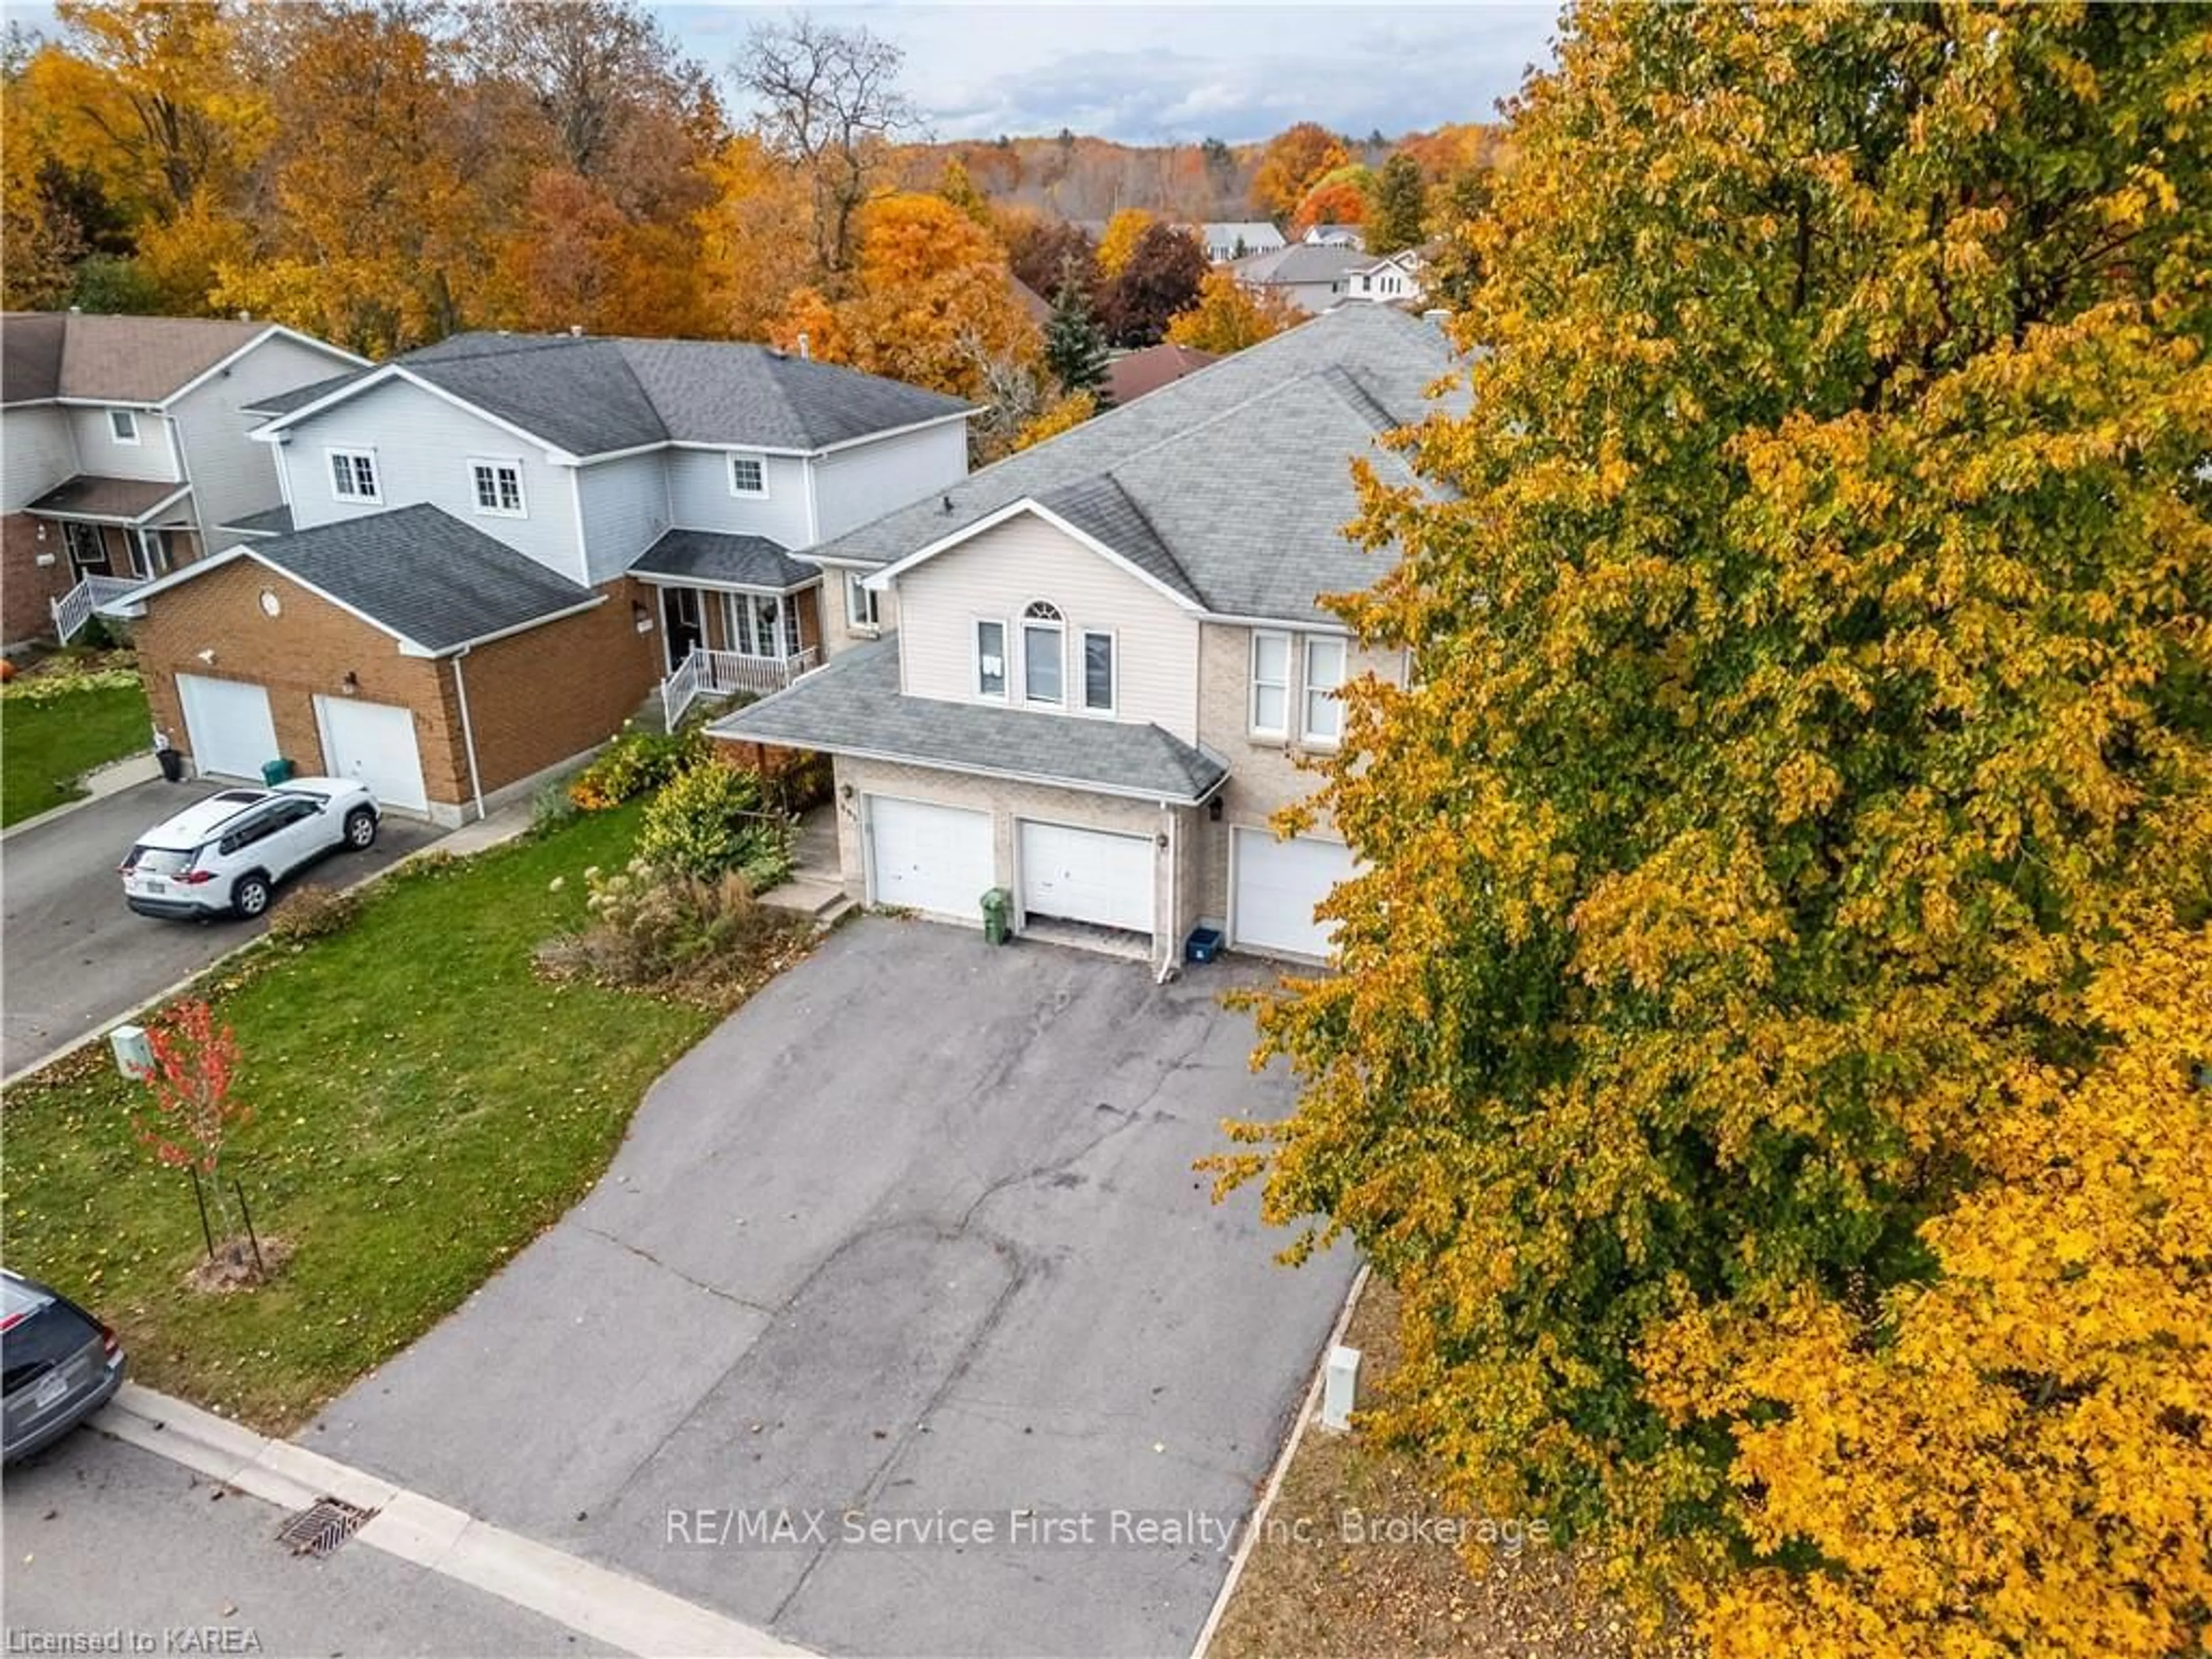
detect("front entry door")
[662,587,703,668]
[63,521,111,577]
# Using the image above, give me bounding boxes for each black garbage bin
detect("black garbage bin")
[157,748,184,782]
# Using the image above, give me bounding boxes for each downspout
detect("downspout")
[165,410,206,570]
[1156,802,1179,984]
[451,646,487,824]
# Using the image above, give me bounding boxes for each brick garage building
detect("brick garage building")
[119,505,660,824]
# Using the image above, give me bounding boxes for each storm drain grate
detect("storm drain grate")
[277,1495,378,1558]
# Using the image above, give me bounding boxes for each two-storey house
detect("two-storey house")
[112,331,973,823]
[1,311,362,649]
[715,305,1454,971]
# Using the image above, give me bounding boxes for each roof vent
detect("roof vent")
[237,310,252,321]
[940,494,955,514]
[68,304,82,314]
[569,324,584,338]
[797,331,810,361]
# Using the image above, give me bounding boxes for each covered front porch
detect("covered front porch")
[31,476,199,641]
[629,528,824,726]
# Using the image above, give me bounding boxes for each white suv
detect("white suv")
[120,777,380,921]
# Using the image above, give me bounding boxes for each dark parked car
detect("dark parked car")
[2,1269,126,1462]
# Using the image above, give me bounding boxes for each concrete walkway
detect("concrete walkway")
[90,1382,806,1658]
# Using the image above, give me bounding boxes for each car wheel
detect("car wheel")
[344,807,377,850]
[232,873,272,919]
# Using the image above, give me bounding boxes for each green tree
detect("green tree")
[1042,259,1107,399]
[1215,1,2212,1642]
[1363,151,1426,255]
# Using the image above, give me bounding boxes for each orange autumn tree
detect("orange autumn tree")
[1166,266,1300,354]
[1094,206,1155,278]
[1211,3,2212,1653]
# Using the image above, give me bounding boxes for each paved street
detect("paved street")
[3,1431,613,1657]
[1,777,442,1075]
[309,918,1355,1658]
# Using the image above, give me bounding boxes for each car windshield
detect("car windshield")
[128,846,195,877]
[1,1299,96,1393]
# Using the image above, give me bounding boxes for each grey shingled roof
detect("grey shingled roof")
[630,528,816,591]
[220,505,595,653]
[1035,476,1198,604]
[28,476,191,523]
[218,504,295,538]
[714,637,1227,805]
[1231,244,1370,287]
[817,305,1459,626]
[251,333,972,459]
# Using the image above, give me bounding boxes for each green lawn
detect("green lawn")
[1,679,153,827]
[0,803,744,1431]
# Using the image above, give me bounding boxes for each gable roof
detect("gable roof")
[1231,244,1371,287]
[250,332,975,460]
[116,504,600,654]
[813,305,1457,625]
[1104,342,1219,407]
[1,312,356,407]
[714,636,1227,805]
[629,528,817,592]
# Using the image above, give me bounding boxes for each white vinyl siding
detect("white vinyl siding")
[278,378,581,579]
[171,333,355,536]
[893,513,1199,741]
[574,450,671,584]
[664,449,813,546]
[67,406,176,482]
[1302,635,1346,745]
[809,419,970,541]
[1,407,78,512]
[1250,631,1290,736]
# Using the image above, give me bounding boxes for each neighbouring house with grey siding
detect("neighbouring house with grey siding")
[714,305,1458,975]
[1,311,363,648]
[106,328,977,820]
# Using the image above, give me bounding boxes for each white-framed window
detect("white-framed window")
[327,448,380,503]
[1303,635,1348,745]
[724,592,799,658]
[109,408,140,444]
[975,619,1007,698]
[1081,629,1115,714]
[846,571,880,632]
[1250,630,1290,737]
[1022,600,1063,706]
[469,458,525,517]
[729,453,767,497]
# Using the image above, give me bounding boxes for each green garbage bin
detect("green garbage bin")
[980,887,1012,946]
[262,757,294,786]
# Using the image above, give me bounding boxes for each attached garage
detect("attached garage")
[1232,830,1356,960]
[314,695,429,813]
[866,796,994,921]
[1018,819,1153,935]
[176,673,279,782]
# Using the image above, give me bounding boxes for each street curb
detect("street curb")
[1190,1262,1372,1659]
[94,1384,810,1658]
[0,752,165,842]
[0,805,532,1092]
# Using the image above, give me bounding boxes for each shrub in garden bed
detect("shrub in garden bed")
[637,759,794,888]
[567,724,707,810]
[535,858,809,1005]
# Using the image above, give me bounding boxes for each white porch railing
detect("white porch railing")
[51,574,145,642]
[661,645,819,728]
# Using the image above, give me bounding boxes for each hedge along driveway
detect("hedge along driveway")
[0,802,732,1432]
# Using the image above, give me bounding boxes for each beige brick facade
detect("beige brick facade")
[135,558,659,820]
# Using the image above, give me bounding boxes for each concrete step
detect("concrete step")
[760,873,853,929]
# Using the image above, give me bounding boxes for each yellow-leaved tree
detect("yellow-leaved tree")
[1166,267,1301,354]
[1211,5,2212,1653]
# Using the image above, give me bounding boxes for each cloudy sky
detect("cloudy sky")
[666,3,1562,144]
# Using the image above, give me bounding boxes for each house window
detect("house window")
[976,619,1006,698]
[729,453,767,497]
[1304,636,1348,745]
[63,521,108,576]
[1081,630,1115,714]
[328,448,380,502]
[846,572,880,632]
[469,459,525,517]
[1250,630,1290,736]
[725,592,798,658]
[130,527,171,580]
[1022,600,1063,706]
[109,409,140,444]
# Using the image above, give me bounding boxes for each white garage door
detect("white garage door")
[176,673,278,782]
[1018,820,1153,934]
[1232,830,1357,960]
[315,695,428,813]
[867,796,994,921]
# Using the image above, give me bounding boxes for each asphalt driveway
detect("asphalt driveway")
[308,918,1355,1657]
[1,777,442,1075]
